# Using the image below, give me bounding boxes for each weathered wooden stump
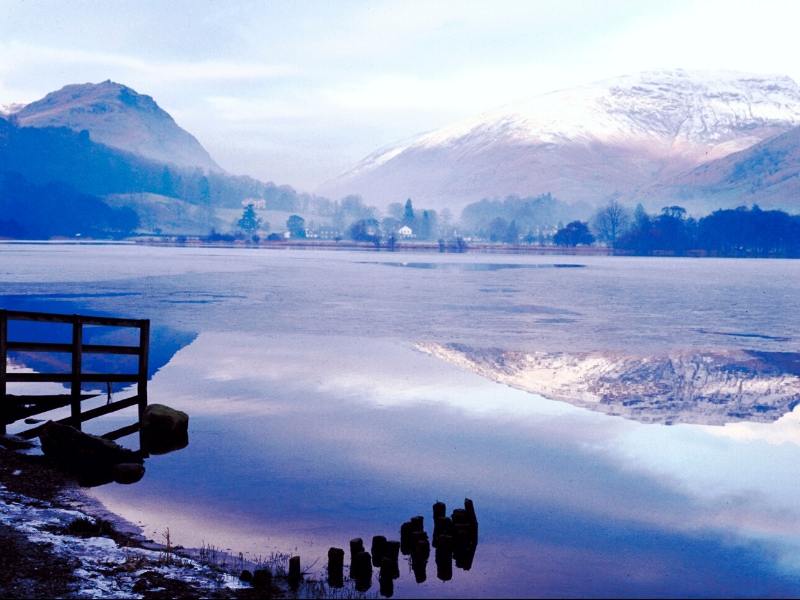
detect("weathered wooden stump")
[465,498,479,545]
[327,547,344,588]
[288,556,302,590]
[353,550,373,592]
[452,508,468,526]
[352,550,373,580]
[349,537,365,557]
[464,498,477,525]
[433,515,453,547]
[454,523,475,570]
[435,534,453,582]
[411,539,429,583]
[379,557,395,597]
[371,535,387,567]
[349,537,364,578]
[452,498,478,569]
[384,540,401,579]
[414,531,430,556]
[410,515,424,531]
[400,521,414,555]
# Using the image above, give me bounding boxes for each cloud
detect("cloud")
[0,41,296,85]
[321,65,580,115]
[204,95,315,122]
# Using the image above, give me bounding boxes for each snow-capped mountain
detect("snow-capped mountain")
[321,70,800,210]
[13,81,220,172]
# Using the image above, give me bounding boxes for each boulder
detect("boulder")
[112,462,146,484]
[141,404,189,455]
[39,421,143,487]
[252,568,271,589]
[39,421,140,468]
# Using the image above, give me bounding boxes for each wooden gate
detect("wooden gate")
[0,309,149,441]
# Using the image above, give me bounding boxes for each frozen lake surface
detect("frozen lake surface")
[2,244,800,597]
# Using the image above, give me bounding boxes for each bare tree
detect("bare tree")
[592,200,630,248]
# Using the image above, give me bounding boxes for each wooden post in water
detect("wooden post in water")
[384,540,400,579]
[70,315,83,429]
[371,535,387,567]
[352,551,373,592]
[0,310,7,436]
[137,319,150,423]
[327,547,344,588]
[379,557,395,598]
[288,555,302,588]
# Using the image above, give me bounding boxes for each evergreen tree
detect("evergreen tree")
[504,219,520,244]
[237,204,262,236]
[418,209,437,240]
[286,214,306,238]
[403,199,415,226]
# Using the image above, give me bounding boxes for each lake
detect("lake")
[2,243,800,597]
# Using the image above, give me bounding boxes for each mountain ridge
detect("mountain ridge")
[322,70,800,211]
[652,124,800,209]
[13,81,220,172]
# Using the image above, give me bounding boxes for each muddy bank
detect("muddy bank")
[417,342,800,425]
[0,445,265,599]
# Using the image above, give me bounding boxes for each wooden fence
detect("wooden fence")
[0,309,149,440]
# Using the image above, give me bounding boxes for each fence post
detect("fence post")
[1,310,7,436]
[71,315,83,429]
[137,320,150,422]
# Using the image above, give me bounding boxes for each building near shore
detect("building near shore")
[397,225,414,239]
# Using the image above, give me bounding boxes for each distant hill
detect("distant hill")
[0,112,329,235]
[12,81,220,171]
[322,70,800,212]
[0,81,344,237]
[0,171,138,239]
[655,125,800,210]
[0,115,177,197]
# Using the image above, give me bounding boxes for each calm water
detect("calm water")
[3,244,800,597]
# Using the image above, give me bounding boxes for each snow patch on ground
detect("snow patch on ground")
[0,483,243,598]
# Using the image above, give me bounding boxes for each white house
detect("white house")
[242,198,267,209]
[397,225,414,238]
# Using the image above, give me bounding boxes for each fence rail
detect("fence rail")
[0,309,149,439]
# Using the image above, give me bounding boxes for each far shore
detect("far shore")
[3,237,800,259]
[0,237,698,257]
[136,237,615,255]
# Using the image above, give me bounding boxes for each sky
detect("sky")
[3,0,800,192]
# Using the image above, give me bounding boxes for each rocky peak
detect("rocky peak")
[13,81,220,172]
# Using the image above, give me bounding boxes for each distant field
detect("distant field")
[107,194,334,235]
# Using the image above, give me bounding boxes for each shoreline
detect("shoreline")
[0,443,296,599]
[0,237,612,255]
[2,238,799,259]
